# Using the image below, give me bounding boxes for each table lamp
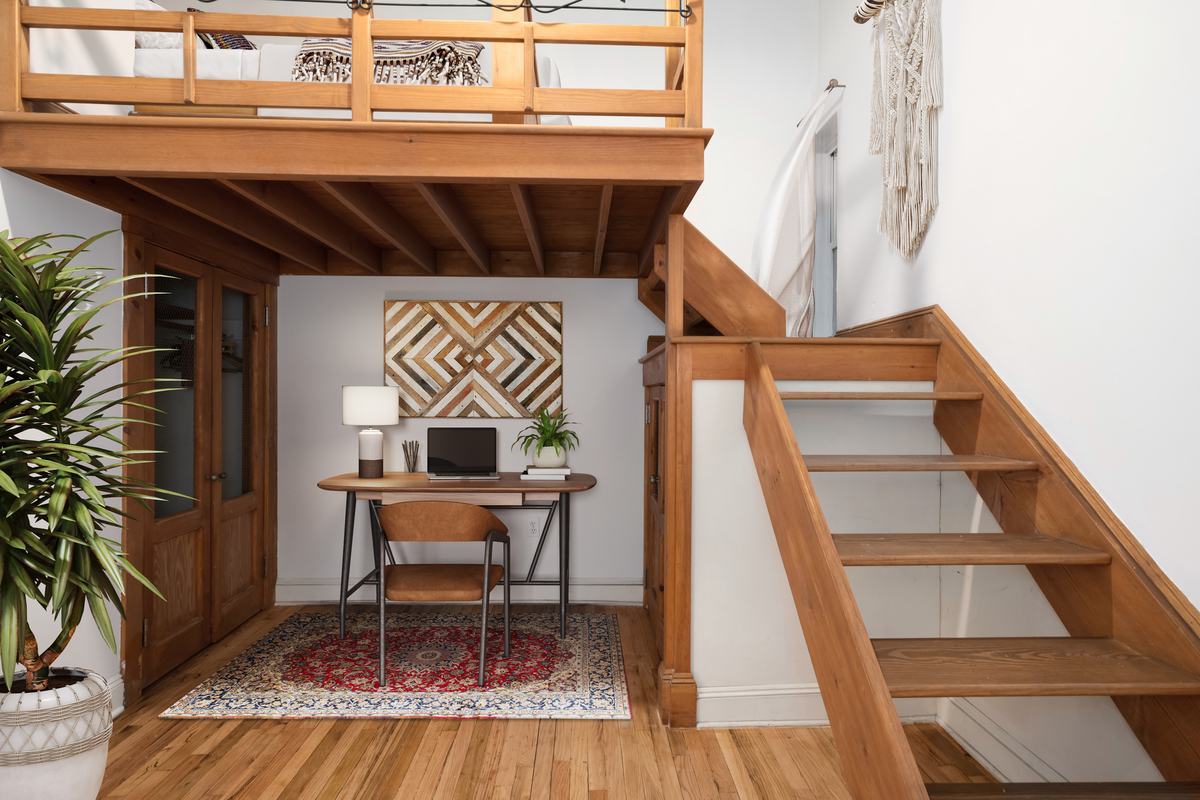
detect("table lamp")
[342,385,400,478]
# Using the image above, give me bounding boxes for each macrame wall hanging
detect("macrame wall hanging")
[856,0,942,258]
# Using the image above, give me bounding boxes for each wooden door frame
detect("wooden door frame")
[121,224,278,704]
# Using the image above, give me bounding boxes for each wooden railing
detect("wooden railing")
[0,1,703,125]
[742,340,927,800]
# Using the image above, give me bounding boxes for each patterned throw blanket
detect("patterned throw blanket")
[292,38,485,86]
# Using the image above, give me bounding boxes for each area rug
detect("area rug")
[160,612,630,720]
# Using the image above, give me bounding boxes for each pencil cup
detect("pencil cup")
[403,440,420,473]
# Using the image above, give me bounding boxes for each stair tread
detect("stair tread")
[805,454,1040,472]
[874,638,1200,697]
[834,533,1111,566]
[925,783,1200,799]
[780,391,984,401]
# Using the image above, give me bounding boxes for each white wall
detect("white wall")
[815,0,1200,779]
[692,380,943,727]
[0,171,126,714]
[276,276,662,605]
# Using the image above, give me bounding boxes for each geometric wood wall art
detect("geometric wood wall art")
[383,300,563,418]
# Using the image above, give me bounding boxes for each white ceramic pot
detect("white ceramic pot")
[0,669,113,800]
[532,445,568,469]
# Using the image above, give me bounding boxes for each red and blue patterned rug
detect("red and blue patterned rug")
[161,612,630,720]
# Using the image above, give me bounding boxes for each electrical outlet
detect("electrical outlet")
[528,518,539,538]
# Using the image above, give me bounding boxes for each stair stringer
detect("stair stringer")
[842,305,1200,781]
[639,218,786,337]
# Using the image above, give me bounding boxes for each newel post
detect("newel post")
[1,0,30,112]
[350,3,373,122]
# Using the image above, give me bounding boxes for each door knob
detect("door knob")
[649,475,659,484]
[206,472,227,481]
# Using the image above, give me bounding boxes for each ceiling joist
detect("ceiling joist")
[416,182,492,276]
[638,184,682,277]
[124,177,328,274]
[220,179,381,274]
[318,181,436,275]
[594,183,614,277]
[509,183,545,276]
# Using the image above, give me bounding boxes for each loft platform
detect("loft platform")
[0,1,708,280]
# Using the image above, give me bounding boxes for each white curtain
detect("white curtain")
[750,86,843,338]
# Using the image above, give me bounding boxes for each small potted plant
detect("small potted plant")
[0,232,164,800]
[513,407,580,469]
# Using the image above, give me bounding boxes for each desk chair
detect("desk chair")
[375,501,511,687]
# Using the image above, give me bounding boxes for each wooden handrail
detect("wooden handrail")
[11,4,699,123]
[742,341,927,800]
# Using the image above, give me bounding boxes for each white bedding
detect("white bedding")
[133,48,260,81]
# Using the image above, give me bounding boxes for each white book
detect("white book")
[524,465,571,475]
[520,472,566,481]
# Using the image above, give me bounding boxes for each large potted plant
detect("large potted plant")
[513,407,580,469]
[0,232,163,800]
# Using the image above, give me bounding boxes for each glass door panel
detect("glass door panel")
[153,268,199,519]
[220,287,254,501]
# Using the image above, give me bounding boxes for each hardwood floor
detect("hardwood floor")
[101,604,996,799]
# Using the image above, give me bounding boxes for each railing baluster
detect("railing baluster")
[351,4,371,122]
[683,0,702,127]
[182,12,196,105]
[2,0,29,112]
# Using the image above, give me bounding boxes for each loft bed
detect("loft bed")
[0,0,708,282]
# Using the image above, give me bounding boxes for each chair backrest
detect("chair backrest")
[376,501,508,542]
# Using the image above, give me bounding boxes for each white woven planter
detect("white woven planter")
[532,446,568,469]
[0,669,113,800]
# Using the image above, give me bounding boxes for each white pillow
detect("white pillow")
[134,0,205,50]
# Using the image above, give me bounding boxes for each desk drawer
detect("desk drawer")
[380,492,523,506]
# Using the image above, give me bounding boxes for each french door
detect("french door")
[138,247,267,685]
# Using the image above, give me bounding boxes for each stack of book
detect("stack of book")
[520,466,571,481]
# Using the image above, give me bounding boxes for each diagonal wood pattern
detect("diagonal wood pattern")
[384,300,562,418]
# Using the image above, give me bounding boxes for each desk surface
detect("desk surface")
[318,471,597,493]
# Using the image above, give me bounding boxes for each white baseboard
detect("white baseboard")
[108,674,125,718]
[696,682,936,728]
[936,697,1064,782]
[275,577,644,606]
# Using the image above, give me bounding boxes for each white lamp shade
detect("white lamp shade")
[342,385,400,426]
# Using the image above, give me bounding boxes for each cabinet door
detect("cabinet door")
[138,251,267,687]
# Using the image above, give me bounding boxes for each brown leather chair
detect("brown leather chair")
[375,501,511,688]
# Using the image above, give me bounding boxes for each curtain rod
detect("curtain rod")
[192,0,693,17]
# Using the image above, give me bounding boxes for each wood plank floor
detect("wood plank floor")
[101,604,997,799]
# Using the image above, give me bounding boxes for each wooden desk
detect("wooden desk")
[318,472,597,638]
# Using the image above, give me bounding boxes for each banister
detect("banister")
[742,340,927,800]
[8,2,702,124]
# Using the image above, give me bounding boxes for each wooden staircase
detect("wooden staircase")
[735,306,1200,798]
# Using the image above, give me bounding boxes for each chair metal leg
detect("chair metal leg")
[503,540,511,658]
[479,545,493,687]
[378,532,387,689]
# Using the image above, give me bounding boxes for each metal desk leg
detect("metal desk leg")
[339,491,357,638]
[559,491,570,638]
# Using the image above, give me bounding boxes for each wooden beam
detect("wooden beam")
[415,182,491,275]
[19,172,280,281]
[125,177,328,273]
[221,180,381,274]
[380,249,637,278]
[742,341,928,799]
[509,183,544,275]
[318,181,435,275]
[20,7,352,37]
[593,184,613,277]
[0,114,710,184]
[687,337,942,382]
[683,0,703,127]
[639,185,682,276]
[666,215,685,339]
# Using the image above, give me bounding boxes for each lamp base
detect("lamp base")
[358,428,385,479]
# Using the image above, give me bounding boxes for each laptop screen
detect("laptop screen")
[427,427,498,475]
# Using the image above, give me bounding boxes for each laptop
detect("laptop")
[427,427,501,480]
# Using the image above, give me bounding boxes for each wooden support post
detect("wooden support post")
[1,0,30,112]
[664,0,681,129]
[351,4,372,122]
[593,183,613,277]
[522,25,535,114]
[182,13,197,105]
[492,2,525,124]
[683,0,703,128]
[658,214,695,727]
